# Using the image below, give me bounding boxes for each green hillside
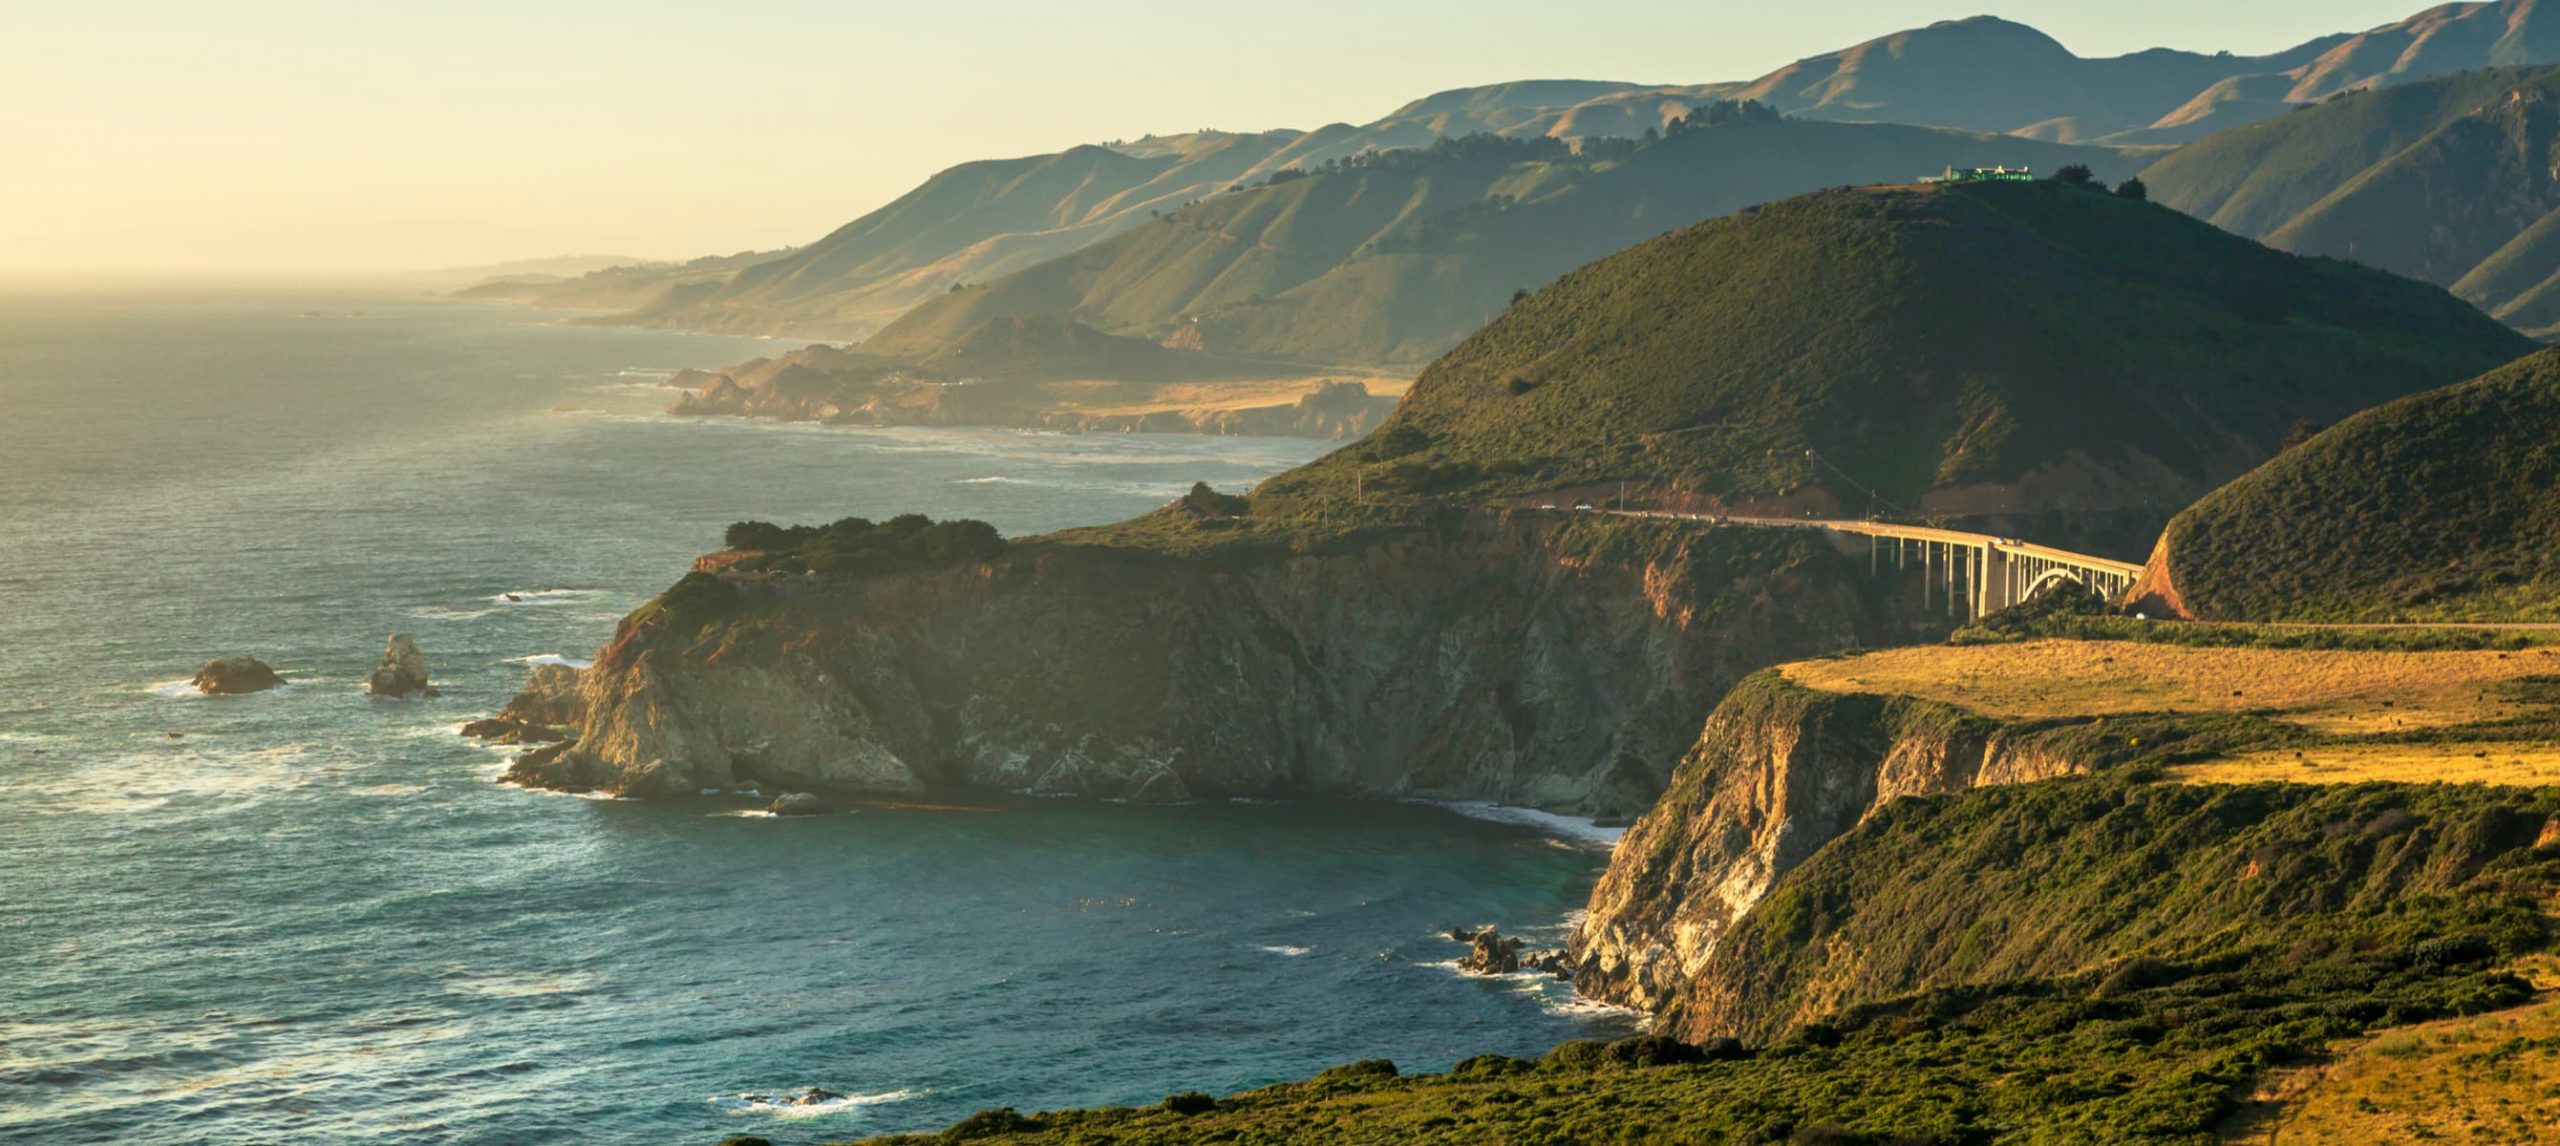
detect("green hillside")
[2154,349,2560,622]
[1244,181,2529,529]
[871,122,2144,368]
[2143,64,2560,335]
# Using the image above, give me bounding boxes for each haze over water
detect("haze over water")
[0,293,1623,1144]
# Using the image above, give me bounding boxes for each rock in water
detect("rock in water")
[191,656,286,696]
[365,634,437,698]
[767,792,828,817]
[1451,928,1572,979]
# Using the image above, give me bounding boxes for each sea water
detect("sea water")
[0,291,1626,1144]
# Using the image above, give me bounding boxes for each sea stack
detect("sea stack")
[365,634,437,698]
[191,656,286,696]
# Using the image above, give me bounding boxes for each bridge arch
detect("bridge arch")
[2022,568,2090,601]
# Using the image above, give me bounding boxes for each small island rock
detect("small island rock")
[768,792,828,817]
[191,656,286,696]
[365,634,438,698]
[1451,927,1572,980]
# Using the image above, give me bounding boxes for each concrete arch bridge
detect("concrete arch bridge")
[1599,511,2143,622]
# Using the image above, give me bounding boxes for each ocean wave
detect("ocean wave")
[407,605,497,622]
[1406,800,1626,848]
[440,970,600,999]
[484,588,603,606]
[710,1088,919,1118]
[510,653,594,669]
[958,475,1030,485]
[1256,945,1314,957]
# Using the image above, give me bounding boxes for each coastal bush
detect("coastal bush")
[729,514,1007,579]
[942,1108,1043,1139]
[1181,482,1251,518]
[1311,1059,1397,1082]
[1157,1091,1218,1115]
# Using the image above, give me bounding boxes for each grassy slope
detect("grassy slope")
[842,778,2560,1146]
[2142,65,2560,328]
[2162,349,2560,622]
[1246,181,2528,522]
[870,124,2145,369]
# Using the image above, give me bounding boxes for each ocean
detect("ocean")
[0,290,1626,1144]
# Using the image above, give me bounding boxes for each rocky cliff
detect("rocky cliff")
[501,513,1942,814]
[1569,675,2086,1022]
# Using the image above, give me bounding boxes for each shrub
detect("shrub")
[1313,1059,1398,1082]
[731,514,1007,579]
[944,1107,1043,1139]
[1605,1033,1707,1067]
[1541,1039,1610,1070]
[1450,1053,1531,1079]
[1159,1091,1219,1115]
[1183,482,1252,518]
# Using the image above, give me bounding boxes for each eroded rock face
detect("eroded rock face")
[191,656,287,696]
[461,664,583,742]
[1567,674,2083,1033]
[767,792,827,817]
[512,512,1929,805]
[365,634,436,698]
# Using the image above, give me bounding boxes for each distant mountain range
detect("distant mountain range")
[467,1,2560,363]
[2144,61,2560,336]
[864,122,2139,368]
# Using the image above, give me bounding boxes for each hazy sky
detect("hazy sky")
[2,1,2431,275]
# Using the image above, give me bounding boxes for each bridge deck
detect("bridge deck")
[1599,510,2144,580]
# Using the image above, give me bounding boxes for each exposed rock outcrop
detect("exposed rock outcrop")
[365,634,437,698]
[503,512,1942,804]
[768,792,828,817]
[1451,928,1571,978]
[191,656,286,696]
[1569,674,2083,1025]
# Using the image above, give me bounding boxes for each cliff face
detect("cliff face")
[1570,676,2084,1023]
[510,514,1935,815]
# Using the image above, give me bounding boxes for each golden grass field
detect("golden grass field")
[2175,743,2560,787]
[1786,640,2560,733]
[1783,639,2560,786]
[2220,956,2560,1145]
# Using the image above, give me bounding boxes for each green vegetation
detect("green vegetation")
[871,125,2142,369]
[2159,350,2560,622]
[1248,181,2527,525]
[722,514,1007,578]
[2141,64,2560,336]
[847,779,2560,1146]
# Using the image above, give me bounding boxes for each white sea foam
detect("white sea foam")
[512,653,594,669]
[710,1088,919,1117]
[486,588,602,606]
[1407,800,1626,848]
[958,475,1029,485]
[1257,944,1314,957]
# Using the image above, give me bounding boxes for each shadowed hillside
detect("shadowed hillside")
[2146,349,2560,622]
[1244,180,2530,539]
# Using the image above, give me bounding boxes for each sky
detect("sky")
[0,1,2434,275]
